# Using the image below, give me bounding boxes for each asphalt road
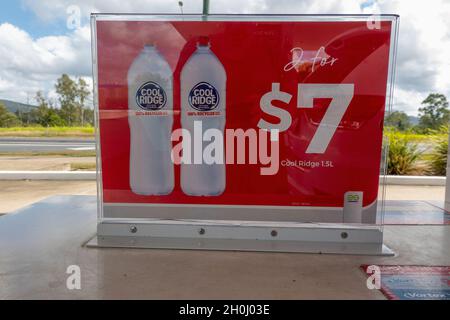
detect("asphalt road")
[0,138,95,152]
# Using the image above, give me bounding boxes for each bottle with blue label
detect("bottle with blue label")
[180,37,226,196]
[127,44,174,195]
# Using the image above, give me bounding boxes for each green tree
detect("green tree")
[418,93,450,131]
[15,105,39,126]
[83,108,94,126]
[34,91,66,127]
[76,78,91,126]
[385,110,411,131]
[15,109,31,125]
[55,74,92,126]
[0,103,21,127]
[56,74,79,125]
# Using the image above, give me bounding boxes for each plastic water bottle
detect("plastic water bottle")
[180,37,227,196]
[128,44,174,195]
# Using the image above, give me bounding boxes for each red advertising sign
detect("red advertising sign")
[94,16,397,222]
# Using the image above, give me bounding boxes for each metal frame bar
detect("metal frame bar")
[89,220,394,256]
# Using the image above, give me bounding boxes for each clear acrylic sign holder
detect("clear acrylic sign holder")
[88,14,399,255]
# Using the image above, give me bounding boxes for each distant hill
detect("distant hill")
[0,99,37,113]
[408,115,419,125]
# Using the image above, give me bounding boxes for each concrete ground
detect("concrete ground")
[0,194,448,299]
[0,181,446,215]
[0,180,96,214]
[0,181,448,299]
[385,185,446,200]
[0,156,96,171]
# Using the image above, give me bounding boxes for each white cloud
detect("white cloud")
[392,88,427,115]
[210,0,364,13]
[21,0,364,19]
[22,0,202,22]
[1,0,449,115]
[0,22,91,105]
[364,0,450,114]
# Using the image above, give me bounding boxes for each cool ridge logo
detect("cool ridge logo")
[136,81,167,110]
[188,82,219,111]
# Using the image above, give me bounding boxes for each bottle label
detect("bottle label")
[188,82,220,111]
[136,81,167,110]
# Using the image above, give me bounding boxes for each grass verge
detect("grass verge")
[0,150,96,157]
[70,162,97,171]
[0,126,94,137]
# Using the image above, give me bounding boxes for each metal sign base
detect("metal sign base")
[87,220,394,256]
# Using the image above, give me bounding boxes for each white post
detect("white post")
[445,132,450,211]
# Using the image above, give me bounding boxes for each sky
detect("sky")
[0,0,449,115]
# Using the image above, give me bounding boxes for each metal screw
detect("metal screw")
[271,230,278,237]
[199,228,206,235]
[130,226,138,234]
[341,232,348,239]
